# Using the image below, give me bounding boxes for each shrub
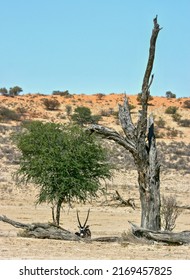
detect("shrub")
[166,127,178,138]
[0,107,20,121]
[179,119,190,127]
[161,195,182,231]
[71,106,101,125]
[96,93,105,100]
[155,117,166,128]
[154,127,165,138]
[172,113,181,123]
[65,105,72,116]
[42,98,60,110]
[100,108,114,117]
[165,106,178,114]
[183,100,190,109]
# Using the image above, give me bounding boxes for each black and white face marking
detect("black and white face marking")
[75,209,91,238]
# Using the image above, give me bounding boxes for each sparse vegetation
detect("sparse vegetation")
[0,86,23,97]
[42,98,60,110]
[165,106,178,114]
[183,100,190,109]
[161,195,182,231]
[52,90,70,97]
[172,112,182,123]
[179,119,190,127]
[155,117,166,128]
[65,105,72,117]
[0,107,20,121]
[166,127,178,138]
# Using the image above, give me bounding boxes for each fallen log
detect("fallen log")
[0,215,119,243]
[0,215,81,241]
[129,221,190,245]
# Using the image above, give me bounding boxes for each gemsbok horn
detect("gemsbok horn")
[75,209,91,238]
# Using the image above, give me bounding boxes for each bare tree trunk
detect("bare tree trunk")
[88,17,162,230]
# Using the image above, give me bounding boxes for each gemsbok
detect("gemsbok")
[75,209,91,238]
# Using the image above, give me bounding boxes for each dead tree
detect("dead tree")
[88,16,162,231]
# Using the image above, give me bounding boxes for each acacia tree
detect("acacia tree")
[89,17,162,231]
[13,121,111,225]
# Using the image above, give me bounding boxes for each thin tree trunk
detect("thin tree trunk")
[56,198,63,226]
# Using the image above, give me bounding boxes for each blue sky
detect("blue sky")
[0,0,189,97]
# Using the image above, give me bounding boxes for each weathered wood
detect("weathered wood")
[129,222,190,245]
[88,17,162,231]
[0,215,81,241]
[0,215,119,243]
[114,191,136,210]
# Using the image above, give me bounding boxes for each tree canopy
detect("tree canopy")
[13,121,111,225]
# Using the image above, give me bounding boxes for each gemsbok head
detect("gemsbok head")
[75,209,91,238]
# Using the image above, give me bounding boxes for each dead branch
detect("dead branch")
[100,191,136,209]
[114,191,136,209]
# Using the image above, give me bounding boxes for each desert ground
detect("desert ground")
[0,94,190,259]
[0,170,190,260]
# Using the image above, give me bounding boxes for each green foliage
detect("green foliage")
[0,87,8,96]
[13,121,111,225]
[52,90,70,97]
[165,91,176,98]
[71,106,101,125]
[9,86,23,96]
[42,98,60,110]
[0,106,20,121]
[0,86,23,97]
[165,106,178,114]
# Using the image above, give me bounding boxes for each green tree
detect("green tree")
[52,90,70,97]
[71,106,101,125]
[9,86,23,96]
[165,91,176,98]
[0,87,8,96]
[13,121,111,225]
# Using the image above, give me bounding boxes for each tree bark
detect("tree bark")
[88,17,162,230]
[55,198,63,226]
[129,222,190,245]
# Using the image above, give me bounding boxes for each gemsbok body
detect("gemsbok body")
[75,209,91,238]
